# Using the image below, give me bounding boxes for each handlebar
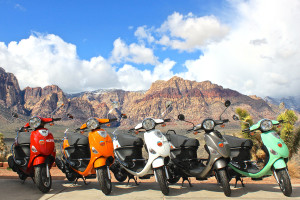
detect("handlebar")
[242,128,251,133]
[109,118,118,122]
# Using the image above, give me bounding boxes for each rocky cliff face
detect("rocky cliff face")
[0,67,25,114]
[0,69,289,125]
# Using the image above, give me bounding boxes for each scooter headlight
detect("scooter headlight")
[202,119,215,131]
[86,118,100,130]
[142,118,156,131]
[97,130,108,138]
[29,117,41,129]
[260,119,273,132]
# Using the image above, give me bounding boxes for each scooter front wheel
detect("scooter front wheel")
[96,166,112,195]
[275,168,292,197]
[154,167,169,195]
[34,165,52,193]
[215,169,231,197]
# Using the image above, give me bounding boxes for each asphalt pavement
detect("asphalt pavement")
[0,179,299,200]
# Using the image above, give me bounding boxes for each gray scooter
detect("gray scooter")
[166,100,232,196]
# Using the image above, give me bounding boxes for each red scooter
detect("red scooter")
[8,104,63,193]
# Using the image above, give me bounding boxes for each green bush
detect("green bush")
[277,110,299,158]
[0,132,8,162]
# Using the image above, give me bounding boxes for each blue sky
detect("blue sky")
[0,0,299,97]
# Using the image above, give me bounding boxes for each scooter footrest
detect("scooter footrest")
[85,174,96,179]
[196,177,208,180]
[140,175,151,179]
[251,177,263,181]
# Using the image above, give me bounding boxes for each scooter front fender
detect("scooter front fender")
[273,158,287,170]
[33,156,46,166]
[214,158,227,170]
[152,157,164,168]
[94,157,106,168]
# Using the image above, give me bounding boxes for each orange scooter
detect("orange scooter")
[55,116,116,195]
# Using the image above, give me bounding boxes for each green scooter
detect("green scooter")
[224,115,292,196]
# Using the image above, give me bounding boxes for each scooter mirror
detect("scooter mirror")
[12,112,18,118]
[225,100,231,107]
[232,114,239,121]
[165,101,172,109]
[178,114,185,121]
[67,113,74,119]
[121,114,127,119]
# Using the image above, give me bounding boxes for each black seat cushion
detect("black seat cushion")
[68,133,89,146]
[17,132,31,144]
[117,134,144,147]
[223,135,253,148]
[169,134,199,148]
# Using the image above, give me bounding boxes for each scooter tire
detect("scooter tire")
[34,165,52,193]
[168,176,180,184]
[114,172,127,182]
[66,172,77,182]
[96,166,112,195]
[216,169,231,197]
[276,168,292,197]
[155,167,169,195]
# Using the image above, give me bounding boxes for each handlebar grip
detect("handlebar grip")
[187,128,194,133]
[223,119,229,123]
[109,118,118,122]
[164,118,171,122]
[53,118,61,121]
[242,128,250,133]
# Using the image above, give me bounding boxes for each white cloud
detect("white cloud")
[178,0,300,97]
[134,26,155,43]
[110,38,158,65]
[0,33,173,93]
[156,12,229,51]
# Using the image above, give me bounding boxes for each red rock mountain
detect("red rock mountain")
[0,67,280,124]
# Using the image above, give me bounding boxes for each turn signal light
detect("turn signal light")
[100,141,105,146]
[157,141,163,147]
[221,124,225,128]
[277,125,281,128]
[250,132,255,136]
[135,131,139,135]
[278,142,282,148]
[218,142,224,148]
[193,132,198,135]
[161,124,166,127]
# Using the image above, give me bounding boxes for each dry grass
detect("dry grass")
[287,161,300,178]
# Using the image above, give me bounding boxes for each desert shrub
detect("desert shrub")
[277,110,299,158]
[0,132,8,162]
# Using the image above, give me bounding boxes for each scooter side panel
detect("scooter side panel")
[229,131,289,178]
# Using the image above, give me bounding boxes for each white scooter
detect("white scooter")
[111,114,171,195]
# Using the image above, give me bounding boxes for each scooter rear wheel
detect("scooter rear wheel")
[34,165,52,193]
[154,167,169,195]
[96,166,112,195]
[216,169,231,197]
[276,168,292,197]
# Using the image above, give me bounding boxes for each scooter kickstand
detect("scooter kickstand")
[182,177,192,187]
[82,177,89,185]
[234,176,245,188]
[127,175,139,186]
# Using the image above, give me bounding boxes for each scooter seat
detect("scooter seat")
[223,135,253,148]
[17,132,31,144]
[168,134,199,148]
[117,134,144,147]
[68,133,89,146]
